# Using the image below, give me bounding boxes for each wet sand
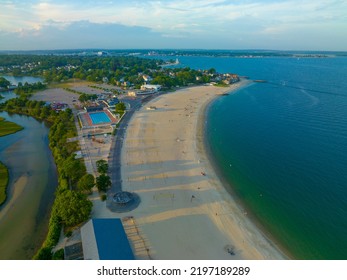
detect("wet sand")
[0,175,27,220]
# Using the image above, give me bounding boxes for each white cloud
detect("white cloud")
[0,0,346,50]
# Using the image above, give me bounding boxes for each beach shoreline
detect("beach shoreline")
[199,83,292,260]
[106,80,288,260]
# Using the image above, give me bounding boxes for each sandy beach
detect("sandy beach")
[92,81,287,260]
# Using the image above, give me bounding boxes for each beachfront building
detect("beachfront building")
[222,73,240,84]
[84,105,104,112]
[140,84,161,92]
[81,218,134,260]
[99,98,119,109]
[128,91,137,97]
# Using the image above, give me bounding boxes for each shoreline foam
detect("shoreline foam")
[108,81,288,259]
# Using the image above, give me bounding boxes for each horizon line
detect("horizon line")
[0,48,346,53]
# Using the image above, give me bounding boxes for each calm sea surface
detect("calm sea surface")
[158,55,347,259]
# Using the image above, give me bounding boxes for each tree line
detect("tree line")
[0,54,161,84]
[14,81,47,95]
[0,97,93,260]
[0,77,11,89]
[0,54,217,90]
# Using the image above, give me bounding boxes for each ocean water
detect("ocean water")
[170,55,347,259]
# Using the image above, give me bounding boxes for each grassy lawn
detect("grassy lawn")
[214,83,229,87]
[0,117,23,137]
[0,161,9,205]
[48,79,92,89]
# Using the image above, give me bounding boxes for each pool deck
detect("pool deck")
[78,109,118,128]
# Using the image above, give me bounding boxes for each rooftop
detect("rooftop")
[81,218,135,260]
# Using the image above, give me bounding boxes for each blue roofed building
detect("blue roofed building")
[81,218,135,260]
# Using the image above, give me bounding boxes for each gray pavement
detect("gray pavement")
[106,93,160,212]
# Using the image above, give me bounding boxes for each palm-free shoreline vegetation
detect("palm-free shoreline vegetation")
[0,98,92,260]
[0,161,9,206]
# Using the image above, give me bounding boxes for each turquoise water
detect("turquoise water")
[89,111,111,124]
[163,55,347,259]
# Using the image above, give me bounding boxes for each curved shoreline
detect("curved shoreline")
[195,82,288,259]
[200,84,291,259]
[110,81,287,259]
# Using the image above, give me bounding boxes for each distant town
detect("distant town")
[0,53,240,92]
[1,49,346,58]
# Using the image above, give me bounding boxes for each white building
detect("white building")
[128,91,137,97]
[140,84,161,92]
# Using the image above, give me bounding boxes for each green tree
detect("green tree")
[54,190,92,227]
[34,247,53,260]
[96,159,108,174]
[77,173,95,193]
[0,77,10,88]
[52,249,65,260]
[12,68,22,76]
[151,75,174,88]
[115,102,126,116]
[78,93,89,102]
[96,174,111,192]
[78,93,97,102]
[62,156,86,187]
[208,68,216,74]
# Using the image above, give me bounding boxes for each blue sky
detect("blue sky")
[0,0,346,51]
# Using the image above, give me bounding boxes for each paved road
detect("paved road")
[108,93,160,195]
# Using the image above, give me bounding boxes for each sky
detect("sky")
[0,0,346,51]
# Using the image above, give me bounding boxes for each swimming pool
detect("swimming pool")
[89,111,111,124]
